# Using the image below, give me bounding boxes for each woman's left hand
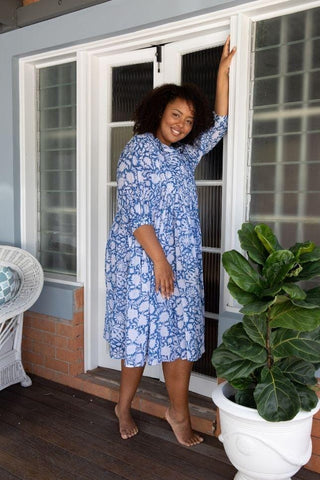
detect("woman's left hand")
[214,35,236,115]
[218,35,236,77]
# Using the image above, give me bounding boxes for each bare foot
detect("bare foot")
[165,408,204,446]
[115,404,139,440]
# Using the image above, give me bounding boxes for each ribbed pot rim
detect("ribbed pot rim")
[212,381,320,424]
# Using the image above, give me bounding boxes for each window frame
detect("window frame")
[19,0,320,371]
[19,53,84,285]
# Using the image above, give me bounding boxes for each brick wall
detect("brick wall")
[306,401,320,473]
[22,287,84,384]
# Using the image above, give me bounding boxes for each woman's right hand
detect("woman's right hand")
[153,258,175,299]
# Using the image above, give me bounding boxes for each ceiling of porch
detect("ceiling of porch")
[0,0,111,34]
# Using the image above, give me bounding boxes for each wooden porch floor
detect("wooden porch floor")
[0,376,318,480]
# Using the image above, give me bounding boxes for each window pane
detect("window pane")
[255,17,281,48]
[38,62,77,276]
[253,78,279,107]
[287,43,304,73]
[312,39,320,69]
[112,63,153,122]
[287,10,306,42]
[249,8,320,247]
[284,74,303,103]
[255,47,279,77]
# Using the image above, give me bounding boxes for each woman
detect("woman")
[104,36,236,446]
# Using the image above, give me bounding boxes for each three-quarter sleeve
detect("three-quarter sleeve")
[117,135,159,234]
[182,113,228,168]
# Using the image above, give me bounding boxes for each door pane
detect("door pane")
[112,63,153,121]
[182,46,223,376]
[192,317,218,377]
[197,186,222,248]
[110,126,133,181]
[107,61,154,233]
[203,252,220,314]
[182,46,223,181]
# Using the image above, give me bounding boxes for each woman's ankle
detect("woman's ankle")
[167,405,190,423]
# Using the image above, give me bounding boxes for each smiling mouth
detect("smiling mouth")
[171,128,182,136]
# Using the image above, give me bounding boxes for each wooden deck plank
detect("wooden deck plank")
[0,466,22,480]
[0,375,317,480]
[1,388,233,480]
[0,394,188,480]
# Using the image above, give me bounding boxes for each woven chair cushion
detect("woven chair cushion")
[0,266,21,306]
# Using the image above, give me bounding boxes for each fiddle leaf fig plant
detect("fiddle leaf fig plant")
[211,223,320,422]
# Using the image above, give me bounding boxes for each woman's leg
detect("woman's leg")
[162,358,204,446]
[115,360,145,439]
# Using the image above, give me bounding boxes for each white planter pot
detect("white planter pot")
[212,382,320,480]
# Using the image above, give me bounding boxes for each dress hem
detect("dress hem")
[106,348,205,368]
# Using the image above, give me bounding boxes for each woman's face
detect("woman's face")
[156,97,194,146]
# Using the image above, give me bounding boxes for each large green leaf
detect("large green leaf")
[243,314,267,347]
[271,328,320,362]
[259,285,282,298]
[294,260,320,281]
[276,358,317,385]
[227,279,258,306]
[290,241,315,259]
[293,384,319,411]
[291,299,320,309]
[304,286,320,307]
[269,301,320,331]
[235,388,256,409]
[230,377,255,390]
[240,298,275,315]
[262,250,296,285]
[282,283,306,301]
[222,250,263,295]
[254,366,300,421]
[299,246,320,264]
[222,323,267,363]
[255,224,282,253]
[238,223,268,265]
[211,344,263,381]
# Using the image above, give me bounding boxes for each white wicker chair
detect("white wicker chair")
[0,246,44,391]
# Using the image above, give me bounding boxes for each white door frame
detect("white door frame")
[95,30,230,394]
[96,47,163,378]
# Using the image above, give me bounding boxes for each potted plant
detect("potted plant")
[211,223,320,480]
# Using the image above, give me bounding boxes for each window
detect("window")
[37,62,77,276]
[249,7,320,247]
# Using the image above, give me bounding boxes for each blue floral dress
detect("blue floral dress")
[104,113,228,367]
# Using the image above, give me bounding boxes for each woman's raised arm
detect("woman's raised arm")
[214,35,236,116]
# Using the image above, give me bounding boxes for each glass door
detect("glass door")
[98,48,162,378]
[163,32,227,395]
[97,32,229,391]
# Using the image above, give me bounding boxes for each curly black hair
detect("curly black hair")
[133,83,213,145]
